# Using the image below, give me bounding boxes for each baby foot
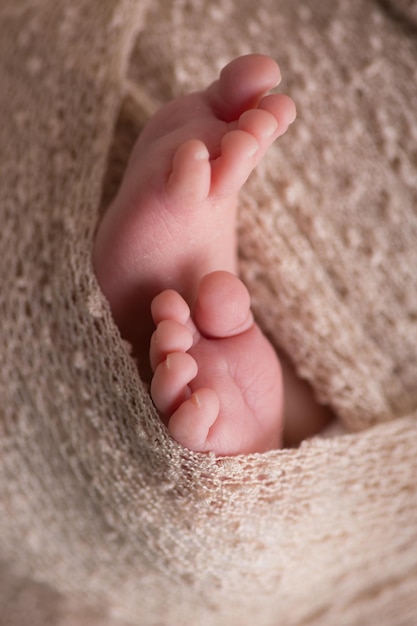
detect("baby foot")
[150,271,283,455]
[93,54,296,376]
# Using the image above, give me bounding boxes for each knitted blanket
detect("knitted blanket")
[1,1,417,624]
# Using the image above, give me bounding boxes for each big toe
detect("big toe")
[206,54,281,122]
[193,271,254,339]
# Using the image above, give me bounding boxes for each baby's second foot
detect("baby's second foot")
[93,54,296,376]
[150,271,283,455]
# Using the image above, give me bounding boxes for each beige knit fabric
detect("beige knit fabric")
[1,1,417,625]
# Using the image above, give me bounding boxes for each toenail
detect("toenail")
[191,392,201,408]
[246,140,259,157]
[263,118,278,137]
[194,146,210,160]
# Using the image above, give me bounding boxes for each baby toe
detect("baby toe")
[207,54,281,122]
[151,289,191,326]
[258,93,297,133]
[210,129,260,197]
[150,319,194,372]
[167,139,211,205]
[168,388,220,452]
[238,108,278,142]
[193,271,254,339]
[151,352,198,416]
